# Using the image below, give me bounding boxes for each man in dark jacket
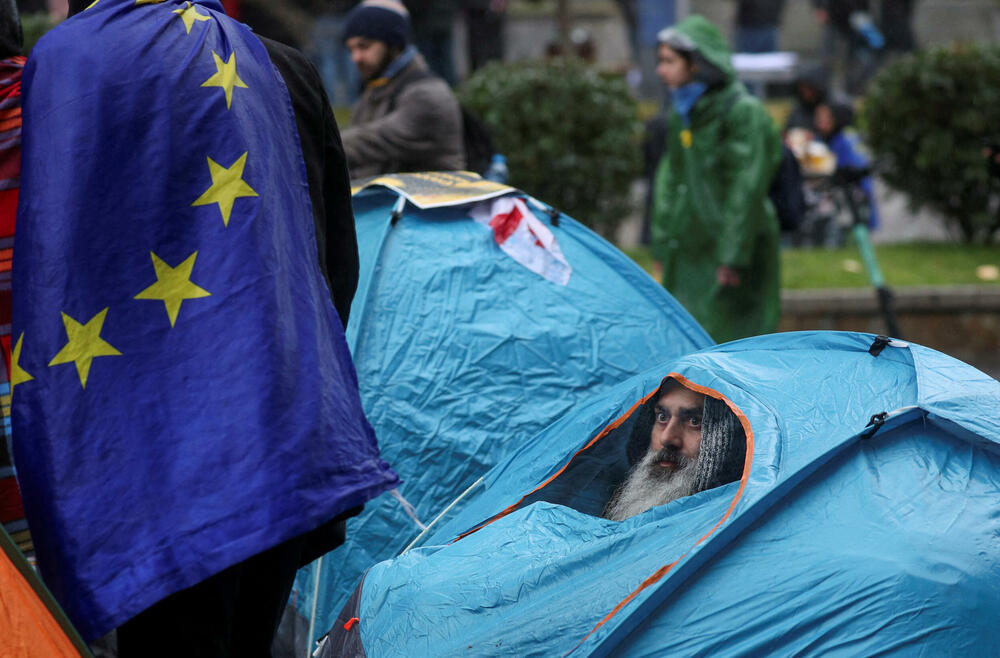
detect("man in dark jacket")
[340,0,465,178]
[19,2,399,655]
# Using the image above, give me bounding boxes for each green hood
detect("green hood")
[668,15,734,82]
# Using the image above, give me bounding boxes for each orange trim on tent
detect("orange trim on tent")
[453,384,665,542]
[446,372,755,652]
[0,530,90,657]
[567,373,756,652]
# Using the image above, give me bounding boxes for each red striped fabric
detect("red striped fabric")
[0,55,25,554]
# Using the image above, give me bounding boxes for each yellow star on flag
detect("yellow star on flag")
[201,51,249,110]
[85,0,100,9]
[173,1,212,35]
[48,308,122,390]
[135,251,211,327]
[135,0,168,4]
[191,152,258,226]
[10,333,34,396]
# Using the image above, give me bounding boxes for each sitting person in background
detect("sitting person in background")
[784,65,830,135]
[815,100,880,230]
[340,0,466,178]
[604,379,745,521]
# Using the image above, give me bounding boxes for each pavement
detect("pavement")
[614,177,955,248]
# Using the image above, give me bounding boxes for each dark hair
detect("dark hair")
[670,46,694,67]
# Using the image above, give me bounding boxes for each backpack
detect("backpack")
[768,144,806,233]
[720,92,806,233]
[386,69,495,175]
[459,106,495,175]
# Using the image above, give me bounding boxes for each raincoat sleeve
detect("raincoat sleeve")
[649,151,675,265]
[714,99,780,268]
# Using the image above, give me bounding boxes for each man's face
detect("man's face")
[602,386,705,521]
[649,386,704,466]
[346,36,394,82]
[656,44,696,89]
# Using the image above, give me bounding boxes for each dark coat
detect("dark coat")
[341,56,465,179]
[259,36,359,328]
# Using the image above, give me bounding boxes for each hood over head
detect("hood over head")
[658,14,734,87]
[793,62,830,108]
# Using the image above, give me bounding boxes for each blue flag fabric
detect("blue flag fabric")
[11,0,398,640]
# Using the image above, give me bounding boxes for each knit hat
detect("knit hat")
[691,396,746,493]
[343,0,411,49]
[626,380,746,495]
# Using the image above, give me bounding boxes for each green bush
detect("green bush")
[864,43,1000,243]
[460,58,642,237]
[21,12,57,55]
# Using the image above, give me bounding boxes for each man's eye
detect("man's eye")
[689,416,702,427]
[655,411,668,423]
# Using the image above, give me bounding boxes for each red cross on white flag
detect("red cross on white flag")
[470,197,572,286]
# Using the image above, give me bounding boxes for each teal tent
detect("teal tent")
[321,331,1000,656]
[292,173,713,643]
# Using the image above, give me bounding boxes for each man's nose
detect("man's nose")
[654,419,684,450]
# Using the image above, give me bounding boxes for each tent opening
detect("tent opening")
[487,378,750,523]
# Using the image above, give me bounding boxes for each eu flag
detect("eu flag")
[12,0,398,640]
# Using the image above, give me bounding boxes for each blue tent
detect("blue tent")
[292,173,713,641]
[322,331,1000,656]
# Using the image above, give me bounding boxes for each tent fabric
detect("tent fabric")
[330,331,1000,657]
[293,181,713,640]
[0,526,89,658]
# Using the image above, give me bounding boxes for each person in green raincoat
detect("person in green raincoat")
[651,15,781,343]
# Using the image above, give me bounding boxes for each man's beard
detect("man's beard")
[603,448,696,521]
[361,49,398,82]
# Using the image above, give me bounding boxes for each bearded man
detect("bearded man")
[340,0,466,179]
[604,379,746,521]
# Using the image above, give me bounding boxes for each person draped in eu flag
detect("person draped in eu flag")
[11,0,399,654]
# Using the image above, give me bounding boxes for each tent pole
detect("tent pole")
[306,556,323,657]
[401,477,485,554]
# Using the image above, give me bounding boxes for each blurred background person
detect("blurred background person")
[811,0,883,96]
[341,0,465,177]
[617,0,676,99]
[405,0,457,85]
[309,0,361,107]
[732,0,786,54]
[880,0,918,56]
[462,0,505,73]
[731,0,787,96]
[814,100,880,231]
[783,64,830,134]
[651,15,781,343]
